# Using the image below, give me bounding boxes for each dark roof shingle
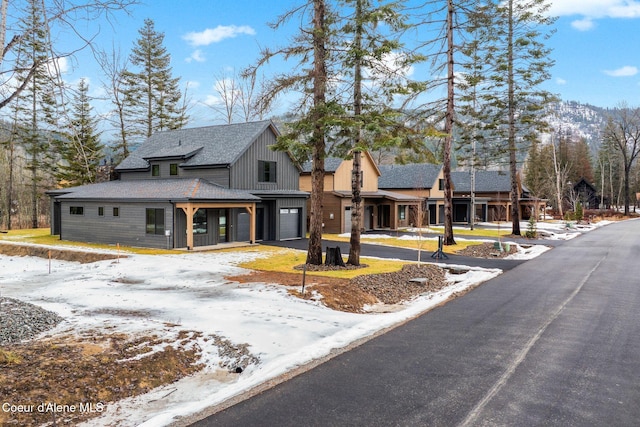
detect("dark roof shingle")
[378,163,442,189]
[116,120,275,171]
[51,179,261,202]
[451,170,511,193]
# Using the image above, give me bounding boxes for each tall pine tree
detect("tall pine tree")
[246,0,336,265]
[476,0,556,235]
[13,0,60,228]
[121,19,188,148]
[336,0,423,264]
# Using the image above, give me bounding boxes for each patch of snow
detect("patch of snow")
[1,219,612,425]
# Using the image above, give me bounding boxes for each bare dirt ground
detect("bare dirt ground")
[0,242,494,426]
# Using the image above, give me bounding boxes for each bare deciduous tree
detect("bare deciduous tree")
[0,0,138,110]
[602,105,640,216]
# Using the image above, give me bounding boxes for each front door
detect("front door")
[217,209,228,243]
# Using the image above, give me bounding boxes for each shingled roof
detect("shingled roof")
[49,179,261,202]
[451,170,511,193]
[300,157,352,173]
[377,163,442,189]
[115,120,277,171]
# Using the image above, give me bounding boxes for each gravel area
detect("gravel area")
[0,297,64,345]
[351,263,448,305]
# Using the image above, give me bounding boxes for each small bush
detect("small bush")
[575,202,584,221]
[525,216,537,238]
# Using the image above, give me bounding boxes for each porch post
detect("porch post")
[247,204,256,244]
[180,203,196,250]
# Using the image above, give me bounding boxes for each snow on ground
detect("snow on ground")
[0,220,608,426]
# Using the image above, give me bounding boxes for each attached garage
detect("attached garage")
[279,208,301,240]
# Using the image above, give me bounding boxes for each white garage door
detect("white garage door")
[279,208,301,240]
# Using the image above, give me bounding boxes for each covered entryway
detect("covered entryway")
[175,202,256,250]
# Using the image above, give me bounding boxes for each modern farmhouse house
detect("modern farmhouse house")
[299,154,423,234]
[48,120,308,249]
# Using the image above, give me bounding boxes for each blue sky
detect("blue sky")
[11,0,640,129]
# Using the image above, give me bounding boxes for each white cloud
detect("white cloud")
[186,49,206,63]
[46,56,69,78]
[203,94,222,107]
[570,18,595,31]
[182,25,256,47]
[550,1,640,19]
[185,80,200,90]
[556,77,567,85]
[604,65,638,77]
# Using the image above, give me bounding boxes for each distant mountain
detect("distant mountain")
[544,101,610,152]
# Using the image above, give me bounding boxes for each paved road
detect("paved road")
[263,233,542,271]
[193,221,640,426]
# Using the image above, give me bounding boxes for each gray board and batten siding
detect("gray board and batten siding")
[50,121,308,248]
[115,120,302,192]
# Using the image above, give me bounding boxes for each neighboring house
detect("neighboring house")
[377,163,445,225]
[49,120,308,249]
[572,177,599,210]
[299,153,422,234]
[378,165,545,226]
[451,170,545,223]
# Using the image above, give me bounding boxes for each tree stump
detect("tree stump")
[325,246,346,267]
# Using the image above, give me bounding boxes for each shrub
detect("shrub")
[525,216,537,238]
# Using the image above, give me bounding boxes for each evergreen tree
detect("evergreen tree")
[335,0,423,264]
[246,0,336,265]
[121,19,188,147]
[413,0,480,245]
[55,79,104,187]
[13,0,60,228]
[466,0,556,235]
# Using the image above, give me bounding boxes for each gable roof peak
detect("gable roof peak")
[115,120,277,171]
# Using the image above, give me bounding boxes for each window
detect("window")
[258,160,277,183]
[113,207,119,217]
[152,164,160,176]
[170,163,178,176]
[399,205,406,220]
[439,179,444,191]
[146,208,165,235]
[98,207,104,216]
[193,209,207,234]
[70,206,84,215]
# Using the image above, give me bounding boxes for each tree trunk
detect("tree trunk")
[507,0,520,235]
[325,246,346,267]
[306,0,327,265]
[443,0,455,245]
[348,150,362,265]
[0,0,7,61]
[348,0,364,265]
[624,164,630,216]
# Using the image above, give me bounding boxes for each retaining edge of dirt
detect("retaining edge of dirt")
[0,242,125,263]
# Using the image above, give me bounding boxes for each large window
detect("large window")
[146,208,165,234]
[193,209,207,234]
[70,206,84,215]
[399,205,406,220]
[258,160,277,183]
